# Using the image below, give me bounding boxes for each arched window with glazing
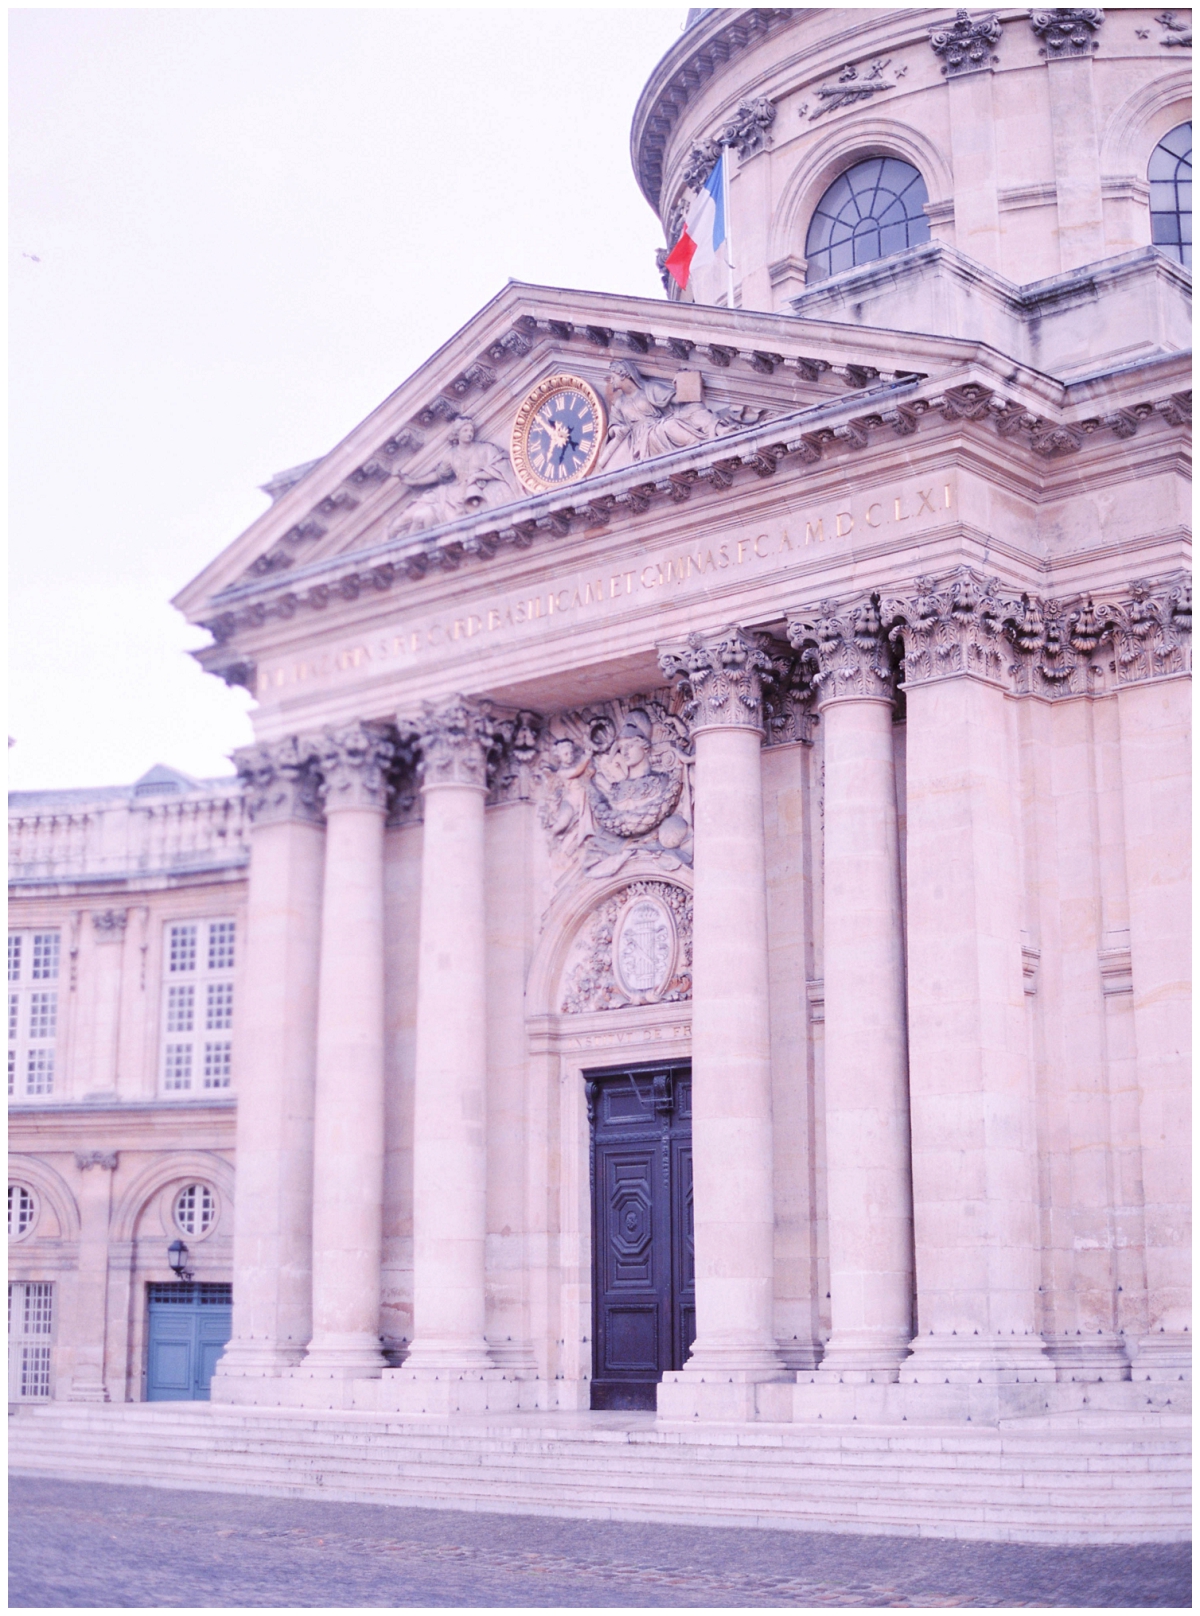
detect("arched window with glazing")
[1148,122,1191,267]
[805,157,931,284]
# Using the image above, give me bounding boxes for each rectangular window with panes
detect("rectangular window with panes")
[8,1281,55,1399]
[8,931,60,1102]
[160,919,235,1095]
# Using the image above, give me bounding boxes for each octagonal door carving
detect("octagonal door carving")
[587,1062,693,1410]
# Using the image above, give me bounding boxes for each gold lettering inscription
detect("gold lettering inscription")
[257,476,956,695]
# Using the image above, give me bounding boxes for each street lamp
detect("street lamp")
[167,1239,193,1281]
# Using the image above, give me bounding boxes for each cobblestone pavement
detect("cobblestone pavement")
[8,1476,1191,1608]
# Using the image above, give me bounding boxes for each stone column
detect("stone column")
[212,739,325,1394]
[394,696,496,1378]
[888,573,1052,1383]
[67,1150,119,1401]
[299,720,394,1377]
[658,627,789,1417]
[1111,581,1191,1380]
[788,598,913,1381]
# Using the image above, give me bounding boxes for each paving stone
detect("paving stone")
[8,1476,1191,1608]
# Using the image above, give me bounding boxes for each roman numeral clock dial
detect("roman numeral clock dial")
[510,374,607,494]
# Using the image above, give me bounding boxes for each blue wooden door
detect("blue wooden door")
[146,1283,232,1400]
[588,1064,693,1410]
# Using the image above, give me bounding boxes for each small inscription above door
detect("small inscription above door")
[588,1063,693,1411]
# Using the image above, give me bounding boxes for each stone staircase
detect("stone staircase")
[9,1402,1189,1544]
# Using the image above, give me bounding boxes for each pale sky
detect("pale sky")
[9,5,689,790]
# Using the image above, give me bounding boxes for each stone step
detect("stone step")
[10,1405,1188,1546]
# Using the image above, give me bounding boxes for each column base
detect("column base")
[815,1330,912,1384]
[295,1333,387,1379]
[1130,1330,1191,1382]
[213,1341,307,1379]
[1044,1333,1131,1382]
[899,1330,1056,1385]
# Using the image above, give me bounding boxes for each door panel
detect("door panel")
[147,1284,232,1401]
[590,1063,692,1411]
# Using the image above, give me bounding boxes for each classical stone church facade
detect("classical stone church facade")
[9,7,1191,1536]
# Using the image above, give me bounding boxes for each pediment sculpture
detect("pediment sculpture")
[597,360,769,474]
[537,697,694,881]
[387,415,518,538]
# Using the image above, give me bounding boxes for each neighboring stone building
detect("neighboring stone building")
[9,7,1191,1539]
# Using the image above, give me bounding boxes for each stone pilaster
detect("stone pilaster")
[86,909,127,1099]
[67,1151,119,1402]
[787,598,913,1382]
[884,574,1053,1383]
[213,738,325,1394]
[300,720,395,1378]
[656,627,790,1417]
[390,697,498,1387]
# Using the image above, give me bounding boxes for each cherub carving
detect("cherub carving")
[596,361,767,472]
[388,416,516,537]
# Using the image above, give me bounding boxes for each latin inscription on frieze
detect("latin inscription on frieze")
[257,476,956,698]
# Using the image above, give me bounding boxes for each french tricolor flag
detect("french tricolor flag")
[665,150,729,295]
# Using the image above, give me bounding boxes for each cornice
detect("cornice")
[630,7,800,213]
[194,374,1190,683]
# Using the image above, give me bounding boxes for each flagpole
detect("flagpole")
[722,145,736,310]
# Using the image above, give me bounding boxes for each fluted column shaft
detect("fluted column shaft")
[791,601,912,1381]
[215,740,324,1386]
[660,629,787,1380]
[401,697,496,1371]
[302,722,394,1376]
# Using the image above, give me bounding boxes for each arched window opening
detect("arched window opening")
[805,157,931,284]
[1148,122,1191,267]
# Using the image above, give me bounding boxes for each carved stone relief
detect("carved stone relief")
[798,57,909,120]
[234,736,325,826]
[387,416,518,539]
[537,696,694,882]
[597,361,769,473]
[560,880,693,1014]
[928,12,1003,76]
[1030,9,1104,56]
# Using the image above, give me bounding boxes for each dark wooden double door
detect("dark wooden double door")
[588,1062,694,1410]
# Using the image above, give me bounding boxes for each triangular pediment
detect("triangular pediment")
[173,280,982,626]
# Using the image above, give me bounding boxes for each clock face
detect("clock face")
[510,374,606,494]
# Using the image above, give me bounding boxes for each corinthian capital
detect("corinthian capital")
[234,736,324,826]
[786,595,897,706]
[308,720,396,812]
[398,695,500,789]
[658,625,778,735]
[882,569,1018,689]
